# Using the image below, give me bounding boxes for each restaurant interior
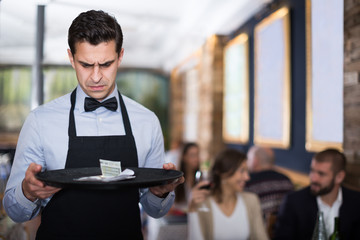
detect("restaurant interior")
[0,0,359,239]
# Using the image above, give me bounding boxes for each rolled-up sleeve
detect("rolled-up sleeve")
[3,182,42,223]
[3,111,44,222]
[139,189,175,218]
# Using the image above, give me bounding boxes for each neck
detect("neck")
[221,186,237,204]
[320,185,341,207]
[215,187,237,217]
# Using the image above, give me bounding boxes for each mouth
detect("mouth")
[310,183,321,190]
[89,85,105,91]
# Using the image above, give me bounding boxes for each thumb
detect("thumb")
[29,163,43,174]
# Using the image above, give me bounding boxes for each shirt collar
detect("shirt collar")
[316,186,343,208]
[76,85,120,113]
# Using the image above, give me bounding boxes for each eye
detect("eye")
[99,60,115,68]
[101,62,112,68]
[81,63,92,68]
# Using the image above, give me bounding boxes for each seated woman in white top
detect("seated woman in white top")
[187,148,269,240]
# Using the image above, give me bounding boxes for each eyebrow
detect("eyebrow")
[310,167,326,175]
[78,60,116,67]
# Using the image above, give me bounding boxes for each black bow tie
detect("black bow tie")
[84,97,118,112]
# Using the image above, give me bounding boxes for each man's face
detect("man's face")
[309,159,336,196]
[68,40,123,101]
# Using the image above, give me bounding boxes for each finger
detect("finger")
[162,163,176,170]
[193,180,210,190]
[43,185,61,192]
[28,163,42,173]
[36,190,60,199]
[198,180,210,187]
[171,178,179,184]
[26,164,46,188]
[150,175,184,197]
[30,185,62,200]
[172,176,185,185]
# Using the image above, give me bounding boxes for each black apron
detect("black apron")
[36,89,143,240]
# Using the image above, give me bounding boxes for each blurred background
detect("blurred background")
[1,0,360,239]
[0,0,359,207]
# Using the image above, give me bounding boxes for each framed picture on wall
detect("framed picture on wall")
[254,7,291,149]
[305,0,343,152]
[223,33,249,144]
[173,51,201,143]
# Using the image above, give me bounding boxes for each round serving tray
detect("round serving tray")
[36,167,183,189]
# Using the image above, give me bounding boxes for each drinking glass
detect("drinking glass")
[195,170,210,212]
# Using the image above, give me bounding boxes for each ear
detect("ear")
[117,48,124,67]
[67,49,75,69]
[335,170,345,184]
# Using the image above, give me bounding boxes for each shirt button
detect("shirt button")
[98,117,103,122]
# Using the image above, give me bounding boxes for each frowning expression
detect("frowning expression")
[68,40,123,101]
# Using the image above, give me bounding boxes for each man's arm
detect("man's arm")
[137,115,184,217]
[273,194,297,240]
[3,112,60,222]
[140,163,184,218]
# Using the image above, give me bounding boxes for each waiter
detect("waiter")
[3,10,184,240]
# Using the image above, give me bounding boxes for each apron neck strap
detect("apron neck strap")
[68,89,134,137]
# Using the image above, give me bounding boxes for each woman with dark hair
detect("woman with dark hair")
[147,142,200,239]
[188,148,268,240]
[173,142,200,212]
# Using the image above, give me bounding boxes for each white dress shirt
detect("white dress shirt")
[317,187,342,237]
[3,85,174,222]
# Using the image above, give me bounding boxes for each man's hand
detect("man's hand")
[22,163,61,202]
[149,163,185,198]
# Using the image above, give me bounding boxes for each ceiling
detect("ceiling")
[0,0,271,73]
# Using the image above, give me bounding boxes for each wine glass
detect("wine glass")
[195,170,210,212]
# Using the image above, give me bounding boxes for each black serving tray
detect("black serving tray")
[36,167,183,189]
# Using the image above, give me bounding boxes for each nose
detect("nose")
[309,171,318,183]
[91,65,102,83]
[244,170,250,181]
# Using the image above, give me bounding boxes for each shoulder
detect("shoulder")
[284,186,312,203]
[240,192,261,205]
[342,186,360,199]
[271,170,292,181]
[29,93,71,121]
[240,191,258,199]
[239,193,263,224]
[33,93,71,114]
[341,186,360,216]
[249,170,291,182]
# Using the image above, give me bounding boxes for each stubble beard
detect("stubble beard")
[310,178,335,196]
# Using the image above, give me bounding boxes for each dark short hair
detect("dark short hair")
[314,148,346,173]
[210,148,247,203]
[68,10,123,55]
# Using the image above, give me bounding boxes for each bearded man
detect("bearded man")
[273,149,360,240]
